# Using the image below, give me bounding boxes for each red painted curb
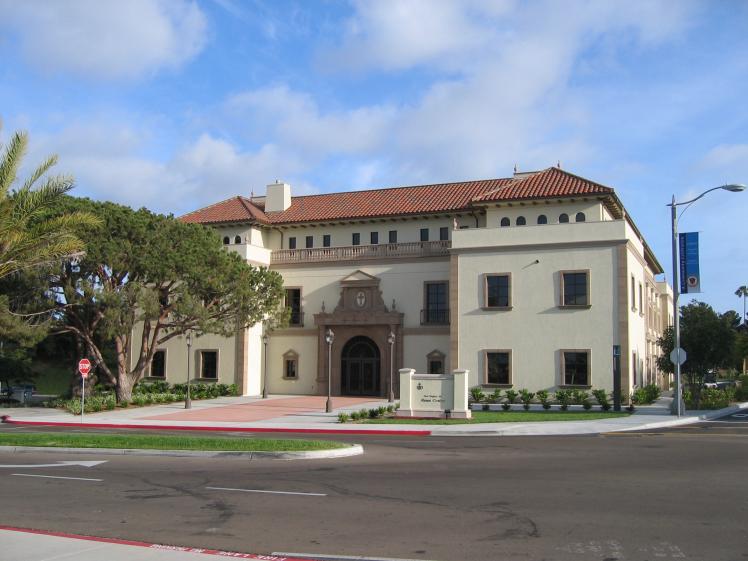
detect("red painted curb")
[1,417,431,436]
[0,524,317,560]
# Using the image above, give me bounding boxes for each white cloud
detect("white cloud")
[0,0,207,79]
[226,86,397,157]
[700,144,748,170]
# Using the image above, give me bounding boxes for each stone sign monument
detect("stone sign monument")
[396,368,471,419]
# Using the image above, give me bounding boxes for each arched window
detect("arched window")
[537,214,548,225]
[222,236,230,245]
[500,217,510,227]
[234,235,242,244]
[516,216,526,226]
[559,213,569,223]
[575,212,586,223]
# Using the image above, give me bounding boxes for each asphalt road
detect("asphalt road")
[0,416,746,561]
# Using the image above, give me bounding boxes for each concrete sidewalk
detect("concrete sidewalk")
[2,393,747,436]
[0,526,314,561]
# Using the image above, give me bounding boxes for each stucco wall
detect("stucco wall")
[456,242,619,392]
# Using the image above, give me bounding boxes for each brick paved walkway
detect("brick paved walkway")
[139,396,380,423]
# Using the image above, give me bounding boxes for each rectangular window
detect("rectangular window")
[150,350,166,378]
[288,237,296,250]
[484,274,511,308]
[423,281,448,324]
[638,282,643,315]
[323,234,331,247]
[561,271,589,306]
[439,226,449,241]
[631,276,636,311]
[370,231,379,245]
[352,233,360,246]
[305,235,313,248]
[485,351,511,385]
[420,228,429,242]
[428,360,444,375]
[285,358,297,379]
[562,350,590,386]
[285,288,302,326]
[389,230,397,243]
[200,351,218,379]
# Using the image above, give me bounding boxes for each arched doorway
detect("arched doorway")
[341,336,381,396]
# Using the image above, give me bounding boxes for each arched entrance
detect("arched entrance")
[341,336,381,396]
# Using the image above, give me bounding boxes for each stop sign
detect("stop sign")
[78,358,92,378]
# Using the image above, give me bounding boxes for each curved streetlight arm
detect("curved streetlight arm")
[669,184,746,223]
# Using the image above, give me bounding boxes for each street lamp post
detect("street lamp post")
[668,183,745,417]
[262,332,269,399]
[185,330,192,409]
[387,331,396,403]
[325,328,334,413]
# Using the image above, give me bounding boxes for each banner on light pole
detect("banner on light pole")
[679,232,700,293]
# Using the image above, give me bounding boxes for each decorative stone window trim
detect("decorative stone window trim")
[283,349,299,380]
[559,269,591,308]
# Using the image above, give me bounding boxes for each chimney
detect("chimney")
[265,180,291,212]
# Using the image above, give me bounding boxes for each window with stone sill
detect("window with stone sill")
[484,350,511,385]
[199,350,218,380]
[283,350,299,380]
[561,350,590,386]
[560,270,590,307]
[484,273,511,309]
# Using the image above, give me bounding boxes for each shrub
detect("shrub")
[119,400,130,408]
[368,408,380,419]
[501,402,511,411]
[378,406,388,416]
[555,389,572,411]
[132,394,148,407]
[470,386,485,403]
[592,389,611,411]
[536,390,551,410]
[505,390,518,404]
[359,408,369,419]
[695,388,733,410]
[337,412,349,423]
[519,389,535,410]
[582,399,592,410]
[631,384,661,405]
[350,411,361,421]
[489,389,503,404]
[386,404,395,413]
[482,403,490,411]
[571,389,588,405]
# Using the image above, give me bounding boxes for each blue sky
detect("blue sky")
[1,0,746,314]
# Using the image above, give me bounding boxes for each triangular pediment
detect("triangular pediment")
[341,270,378,283]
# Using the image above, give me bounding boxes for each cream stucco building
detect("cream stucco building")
[138,167,673,399]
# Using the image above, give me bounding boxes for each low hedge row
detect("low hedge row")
[49,381,239,415]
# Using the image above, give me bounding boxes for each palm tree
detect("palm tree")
[0,128,100,279]
[736,285,748,326]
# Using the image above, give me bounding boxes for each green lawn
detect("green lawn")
[0,432,347,452]
[361,410,630,424]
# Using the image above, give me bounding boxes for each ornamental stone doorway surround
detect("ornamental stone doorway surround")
[314,270,404,398]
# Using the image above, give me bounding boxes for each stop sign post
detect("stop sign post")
[78,358,91,378]
[670,347,687,366]
[78,358,92,421]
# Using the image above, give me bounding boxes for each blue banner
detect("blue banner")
[679,232,700,293]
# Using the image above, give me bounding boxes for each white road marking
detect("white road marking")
[206,486,326,497]
[0,460,107,468]
[11,473,102,482]
[369,440,446,444]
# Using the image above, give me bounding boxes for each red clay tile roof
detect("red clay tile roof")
[473,167,614,202]
[181,196,268,224]
[180,168,615,225]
